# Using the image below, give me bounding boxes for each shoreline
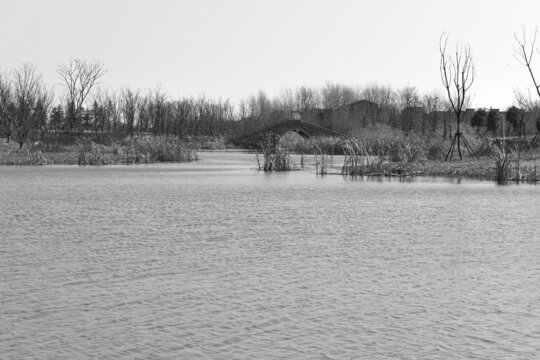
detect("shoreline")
[2,145,537,184]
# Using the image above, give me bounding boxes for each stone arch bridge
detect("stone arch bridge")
[233,120,343,148]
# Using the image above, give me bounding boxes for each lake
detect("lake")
[1,151,539,359]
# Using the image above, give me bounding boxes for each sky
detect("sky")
[1,0,540,109]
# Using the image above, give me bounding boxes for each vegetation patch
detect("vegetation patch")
[0,134,199,166]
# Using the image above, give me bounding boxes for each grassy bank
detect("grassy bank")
[267,125,540,182]
[0,133,200,165]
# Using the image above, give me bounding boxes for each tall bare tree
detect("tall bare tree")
[10,64,52,147]
[514,28,540,99]
[514,28,540,144]
[57,59,106,131]
[398,86,421,132]
[120,87,140,136]
[439,33,476,160]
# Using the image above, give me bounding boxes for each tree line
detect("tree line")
[2,32,540,149]
[0,59,458,148]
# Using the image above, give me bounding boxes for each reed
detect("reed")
[258,133,293,171]
[75,135,198,165]
[494,149,510,183]
[340,135,421,176]
[315,153,329,175]
[77,139,112,166]
[2,146,47,165]
[490,146,540,183]
[124,135,198,163]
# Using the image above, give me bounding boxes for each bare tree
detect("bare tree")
[360,84,398,126]
[273,88,296,112]
[10,64,51,147]
[514,89,540,135]
[294,86,320,111]
[514,28,540,144]
[321,82,358,109]
[398,86,421,132]
[439,33,476,160]
[120,87,140,136]
[57,59,106,131]
[0,73,14,142]
[422,91,445,134]
[514,28,540,99]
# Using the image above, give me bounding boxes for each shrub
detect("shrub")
[258,133,293,171]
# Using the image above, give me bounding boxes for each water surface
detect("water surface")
[1,151,539,359]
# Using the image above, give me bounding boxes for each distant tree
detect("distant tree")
[321,82,358,109]
[505,106,525,137]
[421,91,443,134]
[244,90,273,128]
[398,86,421,132]
[294,86,320,111]
[57,59,106,131]
[82,108,92,131]
[147,87,167,134]
[120,87,140,136]
[49,105,64,133]
[0,73,13,142]
[272,88,295,112]
[360,84,398,126]
[486,109,499,137]
[513,90,538,135]
[530,115,540,148]
[33,97,51,133]
[470,108,487,134]
[10,64,52,147]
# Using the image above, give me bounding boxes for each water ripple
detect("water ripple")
[1,158,540,359]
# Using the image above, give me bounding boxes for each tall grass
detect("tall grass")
[76,135,198,165]
[77,139,112,165]
[494,147,539,183]
[122,136,198,164]
[258,133,293,171]
[2,143,48,165]
[494,149,510,183]
[339,126,428,176]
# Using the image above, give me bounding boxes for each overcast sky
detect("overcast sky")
[1,0,540,109]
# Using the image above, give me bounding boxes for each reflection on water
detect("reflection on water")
[1,151,540,359]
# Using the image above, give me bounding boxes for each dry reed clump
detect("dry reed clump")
[300,136,344,155]
[258,133,293,171]
[77,138,112,165]
[123,136,198,164]
[312,145,334,175]
[351,125,429,160]
[1,134,199,166]
[340,139,383,175]
[494,149,511,183]
[340,127,428,176]
[1,142,48,165]
[494,148,538,183]
[75,135,198,165]
[471,136,498,157]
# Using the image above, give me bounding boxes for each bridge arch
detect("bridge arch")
[233,119,343,148]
